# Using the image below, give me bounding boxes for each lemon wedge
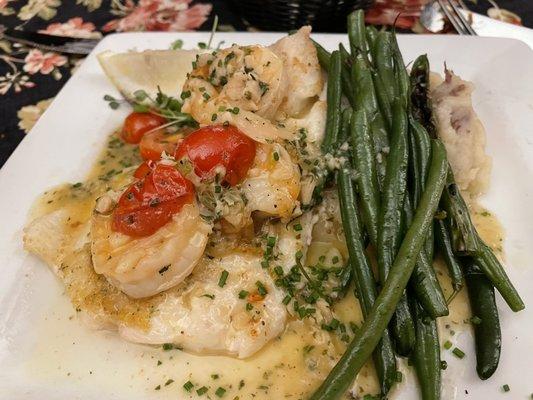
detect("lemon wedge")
[97,49,200,101]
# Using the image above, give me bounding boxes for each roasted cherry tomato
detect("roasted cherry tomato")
[112,163,194,237]
[133,160,155,179]
[174,124,256,186]
[121,112,167,144]
[139,129,182,161]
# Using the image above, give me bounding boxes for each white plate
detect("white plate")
[1,32,532,400]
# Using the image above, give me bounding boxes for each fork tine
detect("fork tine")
[437,0,467,35]
[446,0,477,35]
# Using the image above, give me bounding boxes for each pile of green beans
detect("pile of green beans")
[309,9,524,400]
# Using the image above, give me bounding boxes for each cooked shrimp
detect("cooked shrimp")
[181,47,294,143]
[242,143,300,220]
[270,26,324,118]
[90,196,212,299]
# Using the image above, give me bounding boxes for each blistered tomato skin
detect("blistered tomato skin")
[121,112,167,144]
[174,124,256,186]
[112,163,194,237]
[139,130,182,161]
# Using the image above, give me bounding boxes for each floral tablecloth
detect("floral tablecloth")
[1,0,531,167]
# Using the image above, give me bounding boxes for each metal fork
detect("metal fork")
[436,0,477,35]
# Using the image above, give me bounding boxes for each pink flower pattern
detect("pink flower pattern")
[39,17,102,39]
[102,0,212,33]
[23,49,68,75]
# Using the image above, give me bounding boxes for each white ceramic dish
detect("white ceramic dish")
[0,32,532,400]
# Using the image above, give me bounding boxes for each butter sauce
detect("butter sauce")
[26,129,506,399]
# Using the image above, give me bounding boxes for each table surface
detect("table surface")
[0,0,532,168]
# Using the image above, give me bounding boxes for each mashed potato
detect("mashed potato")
[430,70,492,200]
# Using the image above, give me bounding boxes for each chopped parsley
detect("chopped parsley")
[258,80,269,96]
[256,281,268,296]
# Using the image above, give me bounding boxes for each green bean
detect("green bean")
[365,25,379,59]
[372,70,393,131]
[391,32,410,109]
[337,115,398,394]
[350,109,381,246]
[410,118,434,258]
[403,195,449,318]
[410,54,436,137]
[309,140,448,400]
[339,43,355,107]
[440,169,481,254]
[347,10,368,60]
[351,56,389,183]
[377,100,415,355]
[312,40,355,106]
[312,39,331,71]
[474,243,525,312]
[376,101,408,287]
[412,302,441,400]
[464,259,501,379]
[435,218,463,293]
[321,50,342,153]
[374,32,396,103]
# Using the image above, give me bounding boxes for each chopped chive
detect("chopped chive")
[157,360,162,366]
[261,260,269,269]
[155,385,161,390]
[165,379,174,386]
[502,384,510,392]
[331,256,339,264]
[238,290,249,299]
[444,340,453,350]
[215,387,226,397]
[452,347,465,359]
[293,223,302,231]
[183,381,194,392]
[196,386,209,395]
[218,270,229,287]
[273,151,279,161]
[256,281,268,296]
[282,295,291,305]
[274,265,284,276]
[440,360,448,370]
[246,303,253,311]
[211,374,220,380]
[267,236,276,247]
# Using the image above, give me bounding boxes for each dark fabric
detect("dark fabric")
[0,0,531,167]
